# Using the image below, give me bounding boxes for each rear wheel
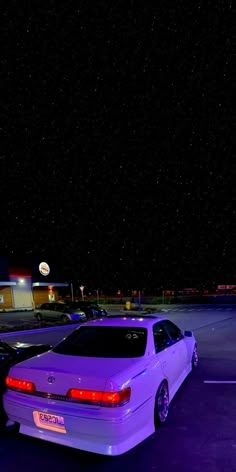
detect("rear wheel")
[61,314,68,322]
[0,409,8,432]
[89,309,96,319]
[154,381,169,428]
[192,344,198,368]
[3,419,20,434]
[35,313,42,322]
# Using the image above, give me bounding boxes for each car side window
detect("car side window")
[55,304,62,310]
[42,303,50,310]
[161,320,183,344]
[50,303,58,311]
[153,322,171,353]
[53,304,62,311]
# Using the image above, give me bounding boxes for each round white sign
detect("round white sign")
[39,261,50,276]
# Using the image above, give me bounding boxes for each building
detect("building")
[0,257,68,311]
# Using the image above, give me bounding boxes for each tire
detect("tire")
[192,344,198,368]
[89,309,96,319]
[61,314,68,322]
[35,313,42,322]
[2,419,20,434]
[154,381,169,428]
[0,410,8,432]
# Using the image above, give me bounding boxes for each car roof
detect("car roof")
[82,314,167,328]
[65,301,92,304]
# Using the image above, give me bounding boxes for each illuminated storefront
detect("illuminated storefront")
[0,258,68,310]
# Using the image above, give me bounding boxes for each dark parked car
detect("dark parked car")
[64,301,107,319]
[0,340,51,429]
[34,302,87,322]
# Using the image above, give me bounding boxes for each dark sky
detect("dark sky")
[0,1,234,292]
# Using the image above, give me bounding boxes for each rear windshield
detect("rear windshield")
[53,326,147,358]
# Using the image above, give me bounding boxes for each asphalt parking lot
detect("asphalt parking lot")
[1,305,236,472]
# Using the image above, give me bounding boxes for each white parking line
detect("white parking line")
[204,380,236,384]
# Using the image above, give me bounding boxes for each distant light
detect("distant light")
[19,278,25,284]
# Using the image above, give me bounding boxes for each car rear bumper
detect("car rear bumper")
[3,390,154,455]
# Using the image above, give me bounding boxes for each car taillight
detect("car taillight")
[5,376,35,393]
[102,389,131,406]
[67,387,131,407]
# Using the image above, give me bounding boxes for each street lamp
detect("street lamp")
[70,281,74,301]
[80,285,85,300]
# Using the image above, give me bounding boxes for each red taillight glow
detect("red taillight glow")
[67,387,131,407]
[5,376,35,393]
[67,389,103,402]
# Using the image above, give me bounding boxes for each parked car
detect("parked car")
[3,314,198,455]
[0,340,51,429]
[34,302,87,322]
[64,301,107,319]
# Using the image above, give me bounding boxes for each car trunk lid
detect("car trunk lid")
[7,351,137,395]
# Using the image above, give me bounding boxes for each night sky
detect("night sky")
[0,1,234,292]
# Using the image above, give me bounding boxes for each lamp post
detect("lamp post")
[138,290,142,312]
[70,282,74,301]
[80,285,85,301]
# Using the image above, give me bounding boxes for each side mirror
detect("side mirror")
[184,330,193,337]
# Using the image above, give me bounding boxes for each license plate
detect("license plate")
[33,411,66,433]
